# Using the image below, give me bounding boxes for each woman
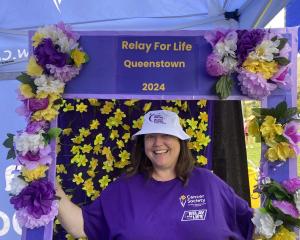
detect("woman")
[56,110,254,240]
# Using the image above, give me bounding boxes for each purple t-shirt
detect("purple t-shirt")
[82,168,253,240]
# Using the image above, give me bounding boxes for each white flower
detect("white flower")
[294,189,300,213]
[223,56,237,72]
[214,31,237,59]
[249,39,280,61]
[9,174,28,196]
[34,74,65,94]
[252,209,282,238]
[14,132,45,155]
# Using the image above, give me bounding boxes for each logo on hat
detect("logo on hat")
[149,113,166,124]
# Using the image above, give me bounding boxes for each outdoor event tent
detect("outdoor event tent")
[0,0,297,239]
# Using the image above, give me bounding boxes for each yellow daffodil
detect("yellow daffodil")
[83,178,95,197]
[93,145,102,155]
[88,98,100,106]
[114,159,130,168]
[71,154,88,167]
[106,116,120,129]
[110,130,119,140]
[89,158,98,170]
[90,119,100,130]
[187,118,198,130]
[197,99,207,108]
[87,170,96,178]
[73,172,84,185]
[99,175,111,189]
[81,144,93,153]
[100,101,114,114]
[94,133,105,145]
[132,117,144,129]
[143,102,152,112]
[63,103,74,112]
[198,122,208,132]
[76,102,88,113]
[63,128,72,136]
[181,101,188,112]
[122,133,131,143]
[198,112,208,122]
[192,141,204,152]
[179,118,186,127]
[197,155,208,165]
[260,116,283,141]
[186,128,195,138]
[114,109,126,121]
[103,160,114,173]
[243,58,279,79]
[196,132,211,146]
[117,140,125,149]
[20,84,35,98]
[265,142,295,161]
[70,145,81,155]
[79,128,91,138]
[71,135,84,144]
[56,164,67,174]
[27,57,43,77]
[71,49,86,67]
[119,150,130,161]
[270,226,297,240]
[124,99,139,106]
[102,146,112,157]
[91,190,100,201]
[122,124,130,131]
[22,165,48,182]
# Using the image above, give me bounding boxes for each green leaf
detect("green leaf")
[3,134,14,148]
[7,148,16,160]
[277,38,288,50]
[16,73,37,93]
[271,36,278,41]
[274,56,290,66]
[215,75,233,99]
[47,128,62,140]
[84,54,90,62]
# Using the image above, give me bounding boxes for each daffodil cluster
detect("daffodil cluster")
[248,101,299,162]
[205,29,291,99]
[3,23,88,229]
[54,99,211,239]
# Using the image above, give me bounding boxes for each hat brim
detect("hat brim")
[132,128,191,140]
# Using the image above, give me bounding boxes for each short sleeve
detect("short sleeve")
[230,188,254,240]
[81,197,109,240]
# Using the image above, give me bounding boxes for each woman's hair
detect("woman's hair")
[127,135,195,185]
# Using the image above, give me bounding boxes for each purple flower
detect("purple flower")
[56,22,79,41]
[26,98,49,112]
[271,66,290,89]
[237,69,277,99]
[15,200,58,229]
[10,179,56,219]
[206,53,229,77]
[282,178,300,193]
[272,200,299,218]
[283,121,300,154]
[18,145,52,169]
[46,64,80,82]
[26,121,50,134]
[204,30,228,47]
[34,38,68,68]
[237,29,265,64]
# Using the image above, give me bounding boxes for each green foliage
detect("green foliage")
[16,73,37,94]
[215,75,233,99]
[2,133,16,159]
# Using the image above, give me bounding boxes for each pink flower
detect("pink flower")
[282,178,300,193]
[237,69,277,99]
[272,200,299,218]
[206,53,229,77]
[46,64,80,82]
[18,145,52,169]
[283,121,300,154]
[271,66,290,89]
[204,30,228,47]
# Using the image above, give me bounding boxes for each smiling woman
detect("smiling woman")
[56,109,254,240]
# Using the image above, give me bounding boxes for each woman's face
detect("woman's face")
[144,133,181,172]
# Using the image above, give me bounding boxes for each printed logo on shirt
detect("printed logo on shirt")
[181,209,207,221]
[179,194,206,208]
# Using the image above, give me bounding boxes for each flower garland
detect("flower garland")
[247,101,299,162]
[252,177,300,239]
[2,22,88,229]
[204,29,291,99]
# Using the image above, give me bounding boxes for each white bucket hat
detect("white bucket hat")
[132,110,191,140]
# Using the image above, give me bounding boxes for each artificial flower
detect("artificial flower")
[118,150,130,162]
[81,144,93,153]
[206,53,230,77]
[248,39,280,62]
[9,175,29,196]
[73,172,84,185]
[26,120,49,134]
[82,178,95,197]
[27,57,43,77]
[88,98,100,106]
[32,32,46,47]
[76,102,88,113]
[252,208,282,239]
[272,200,299,218]
[282,178,300,194]
[18,145,52,169]
[271,66,290,89]
[197,155,208,165]
[283,121,300,154]
[46,64,80,83]
[197,100,207,108]
[242,58,279,80]
[94,133,105,145]
[21,165,49,182]
[260,116,283,141]
[90,119,100,130]
[63,103,75,112]
[102,160,114,173]
[265,142,295,161]
[79,128,91,138]
[294,190,300,213]
[238,68,277,99]
[270,226,297,240]
[186,118,198,130]
[143,102,152,112]
[14,132,45,156]
[34,75,65,95]
[71,48,86,67]
[19,84,35,99]
[99,175,111,189]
